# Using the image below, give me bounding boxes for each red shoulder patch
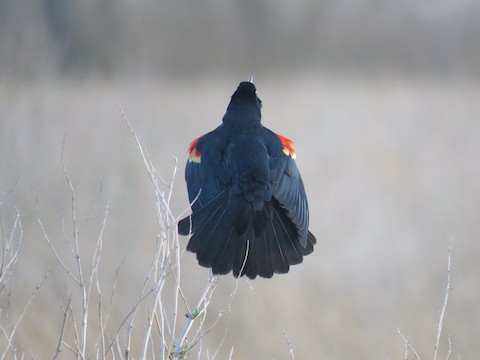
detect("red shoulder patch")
[276,133,296,159]
[188,137,202,163]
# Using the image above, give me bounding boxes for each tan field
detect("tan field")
[2,4,480,359]
[1,75,479,358]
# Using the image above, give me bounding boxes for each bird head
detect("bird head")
[223,80,262,125]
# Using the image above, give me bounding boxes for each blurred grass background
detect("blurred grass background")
[1,0,480,358]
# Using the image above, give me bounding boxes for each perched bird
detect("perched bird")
[178,79,316,279]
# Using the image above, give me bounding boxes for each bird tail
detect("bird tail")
[178,194,316,279]
[240,199,316,278]
[178,189,247,275]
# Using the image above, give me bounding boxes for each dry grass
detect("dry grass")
[1,76,479,358]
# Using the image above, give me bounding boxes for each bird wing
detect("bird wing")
[184,125,230,213]
[262,128,311,247]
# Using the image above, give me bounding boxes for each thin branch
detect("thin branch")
[38,216,80,284]
[0,324,15,360]
[0,274,47,360]
[433,241,452,360]
[227,347,234,360]
[104,286,157,356]
[96,269,105,360]
[208,305,231,360]
[120,104,222,359]
[174,275,219,355]
[396,328,421,360]
[0,207,23,295]
[53,295,72,359]
[62,137,89,358]
[445,335,452,360]
[188,273,242,356]
[283,329,295,360]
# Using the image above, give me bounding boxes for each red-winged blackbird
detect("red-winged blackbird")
[178,80,316,279]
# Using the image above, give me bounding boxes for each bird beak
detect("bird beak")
[247,75,254,83]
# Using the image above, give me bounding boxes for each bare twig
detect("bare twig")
[175,274,219,355]
[283,329,295,360]
[53,295,72,359]
[445,335,452,360]
[396,241,454,360]
[120,105,223,360]
[0,206,23,296]
[433,241,453,360]
[0,204,27,360]
[227,347,234,360]
[38,139,112,359]
[61,137,90,359]
[188,273,244,357]
[0,275,47,360]
[104,286,157,356]
[396,327,421,360]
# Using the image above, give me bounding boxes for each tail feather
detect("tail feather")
[178,190,315,279]
[266,220,290,274]
[271,206,303,265]
[255,231,274,278]
[232,231,249,277]
[242,225,275,279]
[185,204,226,254]
[244,203,275,278]
[301,231,316,256]
[211,227,236,275]
[178,190,229,236]
[195,206,231,268]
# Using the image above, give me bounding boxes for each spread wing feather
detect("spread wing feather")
[262,128,313,248]
[184,126,230,212]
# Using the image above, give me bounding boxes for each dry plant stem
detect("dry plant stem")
[95,262,106,359]
[104,246,159,358]
[60,138,88,359]
[207,304,231,360]
[188,251,252,358]
[123,112,182,359]
[396,328,421,360]
[121,106,226,359]
[190,279,224,350]
[283,329,295,360]
[123,241,160,358]
[175,274,219,355]
[433,241,452,360]
[119,105,174,359]
[396,242,454,360]
[0,275,47,360]
[189,273,245,358]
[0,205,25,360]
[104,276,157,356]
[53,295,72,359]
[119,106,173,214]
[89,201,110,359]
[139,203,177,359]
[227,347,234,360]
[104,231,173,357]
[0,207,22,296]
[169,224,182,357]
[139,272,168,360]
[445,335,452,360]
[38,139,110,359]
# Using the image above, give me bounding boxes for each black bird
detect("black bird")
[178,79,316,279]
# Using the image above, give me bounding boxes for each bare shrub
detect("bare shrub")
[32,114,225,359]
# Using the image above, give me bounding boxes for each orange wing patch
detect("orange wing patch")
[276,133,296,159]
[188,137,202,163]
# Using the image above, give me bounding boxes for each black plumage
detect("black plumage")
[178,81,316,279]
